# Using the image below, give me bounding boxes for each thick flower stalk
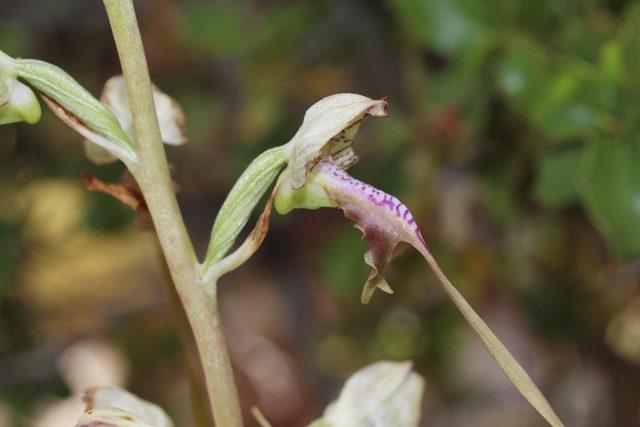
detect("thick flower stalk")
[1,2,244,424]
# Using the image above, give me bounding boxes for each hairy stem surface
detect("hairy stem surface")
[103,1,243,425]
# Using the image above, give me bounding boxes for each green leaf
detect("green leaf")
[386,0,496,55]
[618,3,640,126]
[534,146,583,208]
[534,66,603,139]
[496,39,554,112]
[497,40,606,140]
[184,3,250,56]
[577,137,640,258]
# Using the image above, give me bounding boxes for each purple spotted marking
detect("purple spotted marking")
[318,159,425,246]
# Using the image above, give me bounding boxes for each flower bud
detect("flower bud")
[311,361,424,427]
[0,51,41,125]
[0,78,41,125]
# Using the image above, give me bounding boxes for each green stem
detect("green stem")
[102,1,243,426]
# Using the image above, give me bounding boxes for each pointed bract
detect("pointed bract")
[0,78,41,125]
[15,59,136,161]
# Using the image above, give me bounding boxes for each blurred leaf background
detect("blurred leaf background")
[1,0,640,426]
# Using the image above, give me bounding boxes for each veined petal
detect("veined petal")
[288,94,387,190]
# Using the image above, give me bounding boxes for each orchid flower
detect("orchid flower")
[0,40,563,426]
[270,94,564,427]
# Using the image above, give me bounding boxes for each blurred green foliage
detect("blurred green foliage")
[387,0,640,258]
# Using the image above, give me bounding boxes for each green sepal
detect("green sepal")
[0,79,41,125]
[274,168,336,214]
[0,51,41,125]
